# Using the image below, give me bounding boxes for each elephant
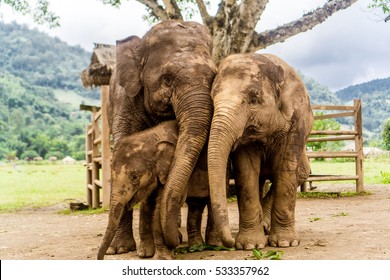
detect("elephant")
[207,53,314,250]
[106,20,216,254]
[98,121,218,259]
[98,121,178,260]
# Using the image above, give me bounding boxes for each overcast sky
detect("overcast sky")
[1,0,389,91]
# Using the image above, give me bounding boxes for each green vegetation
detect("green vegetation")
[335,78,390,144]
[0,22,99,161]
[251,249,284,260]
[310,157,390,185]
[0,162,85,212]
[332,212,349,217]
[174,244,235,255]
[0,0,60,28]
[307,112,344,153]
[382,118,390,150]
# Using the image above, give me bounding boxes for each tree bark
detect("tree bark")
[133,0,358,63]
[206,0,358,64]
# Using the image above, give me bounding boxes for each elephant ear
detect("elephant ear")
[116,36,142,98]
[155,141,176,185]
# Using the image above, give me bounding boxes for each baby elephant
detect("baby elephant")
[98,121,179,260]
[97,120,217,259]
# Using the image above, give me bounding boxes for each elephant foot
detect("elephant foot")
[153,246,173,260]
[206,228,223,247]
[268,227,300,248]
[235,226,268,250]
[138,237,155,258]
[106,228,137,255]
[106,238,137,255]
[187,231,204,247]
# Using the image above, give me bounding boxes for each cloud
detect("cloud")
[260,0,390,90]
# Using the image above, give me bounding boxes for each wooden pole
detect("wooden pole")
[91,107,100,208]
[354,99,364,192]
[86,123,92,207]
[100,85,111,208]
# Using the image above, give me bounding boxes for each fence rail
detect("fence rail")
[303,99,364,192]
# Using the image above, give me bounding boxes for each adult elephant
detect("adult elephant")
[107,20,216,255]
[207,53,313,249]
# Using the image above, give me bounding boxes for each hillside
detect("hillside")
[0,21,98,160]
[335,78,390,139]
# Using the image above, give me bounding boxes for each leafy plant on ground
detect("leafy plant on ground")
[174,244,236,254]
[309,217,321,222]
[251,249,284,260]
[380,171,390,184]
[332,212,349,217]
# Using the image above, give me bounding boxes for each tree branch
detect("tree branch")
[196,0,212,25]
[232,0,268,53]
[135,0,170,20]
[161,0,183,19]
[250,0,358,51]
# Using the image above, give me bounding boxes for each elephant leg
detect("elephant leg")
[232,145,267,250]
[138,197,156,258]
[261,185,274,235]
[186,197,207,246]
[205,201,222,246]
[106,208,137,255]
[268,170,300,247]
[153,188,173,260]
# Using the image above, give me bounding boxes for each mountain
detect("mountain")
[335,78,390,139]
[0,21,99,160]
[299,72,340,105]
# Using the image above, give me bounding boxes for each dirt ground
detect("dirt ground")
[1,184,390,260]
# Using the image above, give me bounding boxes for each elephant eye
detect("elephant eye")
[129,172,140,185]
[247,89,263,105]
[161,75,173,87]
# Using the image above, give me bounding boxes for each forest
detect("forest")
[0,21,388,161]
[0,22,99,160]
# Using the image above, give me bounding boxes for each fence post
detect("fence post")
[100,85,111,208]
[85,123,93,207]
[91,107,101,208]
[354,99,364,192]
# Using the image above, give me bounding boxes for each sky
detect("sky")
[1,0,389,91]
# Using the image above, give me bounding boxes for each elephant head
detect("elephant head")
[207,54,313,247]
[115,21,216,248]
[97,121,178,260]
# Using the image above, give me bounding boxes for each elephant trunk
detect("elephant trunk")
[161,88,213,249]
[207,95,247,248]
[97,198,126,260]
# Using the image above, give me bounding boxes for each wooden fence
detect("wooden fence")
[82,86,111,208]
[303,99,364,192]
[82,96,364,208]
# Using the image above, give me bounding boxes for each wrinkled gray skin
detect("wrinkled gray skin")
[97,121,178,260]
[106,21,216,254]
[208,53,314,250]
[98,121,218,260]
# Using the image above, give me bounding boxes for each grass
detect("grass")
[310,156,390,185]
[0,162,86,212]
[0,156,389,213]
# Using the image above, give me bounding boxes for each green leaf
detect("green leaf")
[252,248,263,260]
